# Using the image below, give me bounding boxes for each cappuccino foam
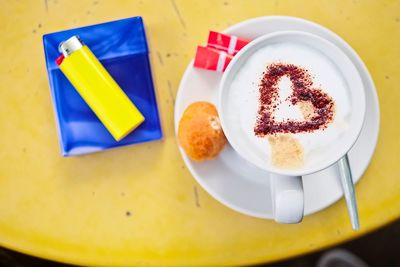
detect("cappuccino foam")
[225,42,351,170]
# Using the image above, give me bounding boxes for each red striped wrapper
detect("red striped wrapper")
[193,46,233,72]
[207,31,251,55]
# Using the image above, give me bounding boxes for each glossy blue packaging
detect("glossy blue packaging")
[43,17,162,156]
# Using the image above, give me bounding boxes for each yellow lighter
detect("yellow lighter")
[56,36,145,141]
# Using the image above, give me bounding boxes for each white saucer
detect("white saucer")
[174,16,380,219]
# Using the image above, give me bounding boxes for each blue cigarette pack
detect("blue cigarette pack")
[43,17,162,156]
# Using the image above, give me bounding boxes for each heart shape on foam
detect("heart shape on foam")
[254,63,335,136]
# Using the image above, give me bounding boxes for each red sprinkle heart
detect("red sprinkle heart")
[254,63,335,136]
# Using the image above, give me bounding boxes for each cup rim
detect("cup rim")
[218,30,366,176]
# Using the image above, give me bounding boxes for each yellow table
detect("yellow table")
[0,0,399,266]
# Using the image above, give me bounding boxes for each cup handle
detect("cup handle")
[270,174,304,223]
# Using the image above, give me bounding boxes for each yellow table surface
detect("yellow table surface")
[0,0,399,266]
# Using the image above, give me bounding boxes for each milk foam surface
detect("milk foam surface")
[226,42,351,169]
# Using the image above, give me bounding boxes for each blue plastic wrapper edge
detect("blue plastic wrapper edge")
[42,17,163,156]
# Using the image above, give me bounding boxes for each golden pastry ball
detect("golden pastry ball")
[178,102,227,161]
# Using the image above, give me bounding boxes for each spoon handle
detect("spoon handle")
[338,154,360,231]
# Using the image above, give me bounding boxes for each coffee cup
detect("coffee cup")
[218,31,365,223]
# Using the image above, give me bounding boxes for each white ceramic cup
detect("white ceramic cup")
[218,31,366,223]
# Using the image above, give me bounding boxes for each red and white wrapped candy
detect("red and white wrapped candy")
[193,46,233,72]
[193,31,251,72]
[207,31,251,55]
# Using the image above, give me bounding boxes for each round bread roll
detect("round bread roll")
[178,102,227,161]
